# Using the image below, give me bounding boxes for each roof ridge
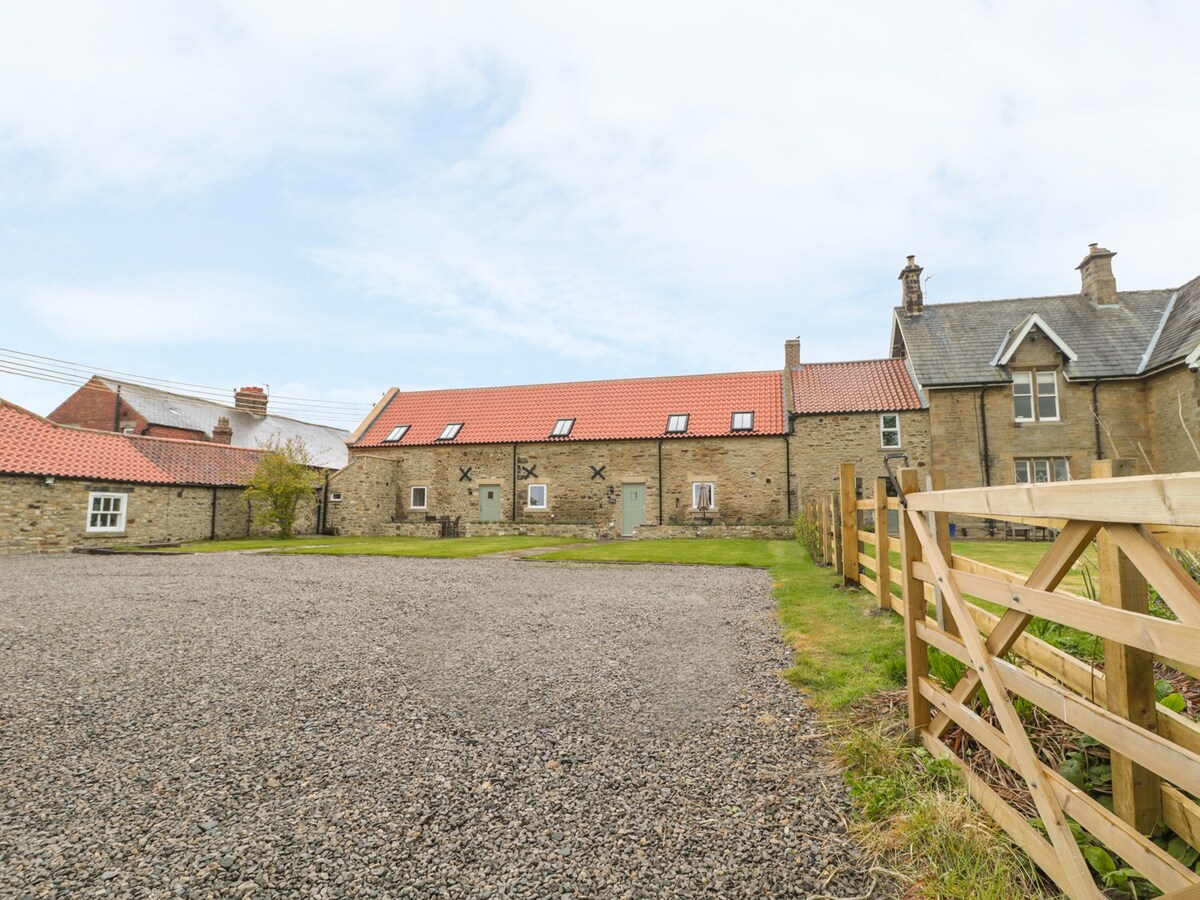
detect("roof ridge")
[797,357,908,367]
[390,369,784,396]
[894,288,1175,311]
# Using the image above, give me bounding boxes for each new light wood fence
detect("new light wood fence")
[814,463,1200,900]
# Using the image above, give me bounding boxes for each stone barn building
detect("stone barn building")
[326,345,928,539]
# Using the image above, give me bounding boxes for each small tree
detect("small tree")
[244,436,324,539]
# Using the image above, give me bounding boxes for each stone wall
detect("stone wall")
[327,436,793,535]
[1146,364,1200,474]
[789,409,931,509]
[0,476,321,554]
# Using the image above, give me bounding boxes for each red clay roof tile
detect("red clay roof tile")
[357,371,787,447]
[791,359,924,414]
[0,399,264,485]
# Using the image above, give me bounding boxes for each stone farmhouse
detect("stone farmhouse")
[891,244,1200,530]
[326,346,928,539]
[0,399,319,554]
[49,377,350,468]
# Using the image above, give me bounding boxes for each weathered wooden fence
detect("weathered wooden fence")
[814,463,1200,900]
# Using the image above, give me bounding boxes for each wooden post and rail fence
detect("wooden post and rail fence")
[807,462,1200,900]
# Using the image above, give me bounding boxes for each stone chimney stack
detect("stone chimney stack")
[1076,243,1119,306]
[234,386,268,417]
[900,255,924,314]
[211,416,233,444]
[784,337,801,369]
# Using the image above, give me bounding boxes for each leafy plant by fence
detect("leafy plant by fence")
[817,461,1200,900]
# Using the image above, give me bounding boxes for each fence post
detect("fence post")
[874,476,890,610]
[898,467,931,739]
[830,493,841,574]
[1093,458,1161,834]
[840,463,858,586]
[927,469,958,637]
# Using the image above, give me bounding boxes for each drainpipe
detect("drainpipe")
[657,440,664,524]
[320,471,330,534]
[783,432,792,519]
[979,386,994,537]
[210,487,217,540]
[1092,380,1103,461]
[113,385,122,432]
[511,443,518,521]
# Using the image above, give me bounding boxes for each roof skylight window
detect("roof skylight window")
[384,425,410,442]
[731,411,755,432]
[550,418,575,437]
[437,423,463,441]
[666,414,689,434]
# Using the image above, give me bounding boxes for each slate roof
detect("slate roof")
[0,399,263,485]
[356,371,787,447]
[893,289,1177,387]
[94,378,350,468]
[1145,275,1200,372]
[791,359,925,414]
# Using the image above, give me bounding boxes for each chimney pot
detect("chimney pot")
[784,338,801,369]
[900,255,924,314]
[234,386,268,417]
[1076,243,1118,306]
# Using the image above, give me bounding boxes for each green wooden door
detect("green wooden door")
[620,482,645,536]
[479,485,502,522]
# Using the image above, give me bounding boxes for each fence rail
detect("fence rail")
[810,462,1200,900]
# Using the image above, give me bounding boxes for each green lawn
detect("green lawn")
[140,535,592,558]
[537,538,792,567]
[951,538,1097,597]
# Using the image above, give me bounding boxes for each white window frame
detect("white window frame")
[437,423,463,441]
[527,484,548,509]
[1015,457,1071,484]
[731,411,754,432]
[1013,369,1060,422]
[880,413,901,448]
[330,492,343,503]
[1035,370,1060,421]
[410,486,428,510]
[550,418,574,437]
[666,414,689,434]
[384,425,410,442]
[86,491,128,533]
[691,481,716,510]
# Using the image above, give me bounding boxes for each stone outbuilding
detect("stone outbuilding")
[327,345,928,539]
[0,399,319,553]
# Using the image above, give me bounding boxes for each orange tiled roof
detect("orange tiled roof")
[791,359,924,414]
[0,399,264,485]
[357,371,787,447]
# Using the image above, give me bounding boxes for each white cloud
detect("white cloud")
[21,273,291,343]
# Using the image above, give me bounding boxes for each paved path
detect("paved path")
[0,554,886,898]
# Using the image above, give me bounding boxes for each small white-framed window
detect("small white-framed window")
[385,425,410,442]
[527,484,547,509]
[330,492,343,502]
[550,418,574,437]
[731,411,754,432]
[1015,457,1071,484]
[86,492,127,533]
[1013,370,1059,422]
[666,414,689,434]
[410,486,428,509]
[692,482,716,510]
[880,413,901,448]
[437,423,463,441]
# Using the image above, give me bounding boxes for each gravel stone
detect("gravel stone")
[0,554,892,898]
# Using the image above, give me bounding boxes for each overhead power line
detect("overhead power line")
[0,349,376,425]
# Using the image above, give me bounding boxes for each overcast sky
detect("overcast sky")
[2,2,1197,428]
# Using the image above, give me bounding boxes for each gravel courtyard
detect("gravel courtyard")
[1,554,883,899]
